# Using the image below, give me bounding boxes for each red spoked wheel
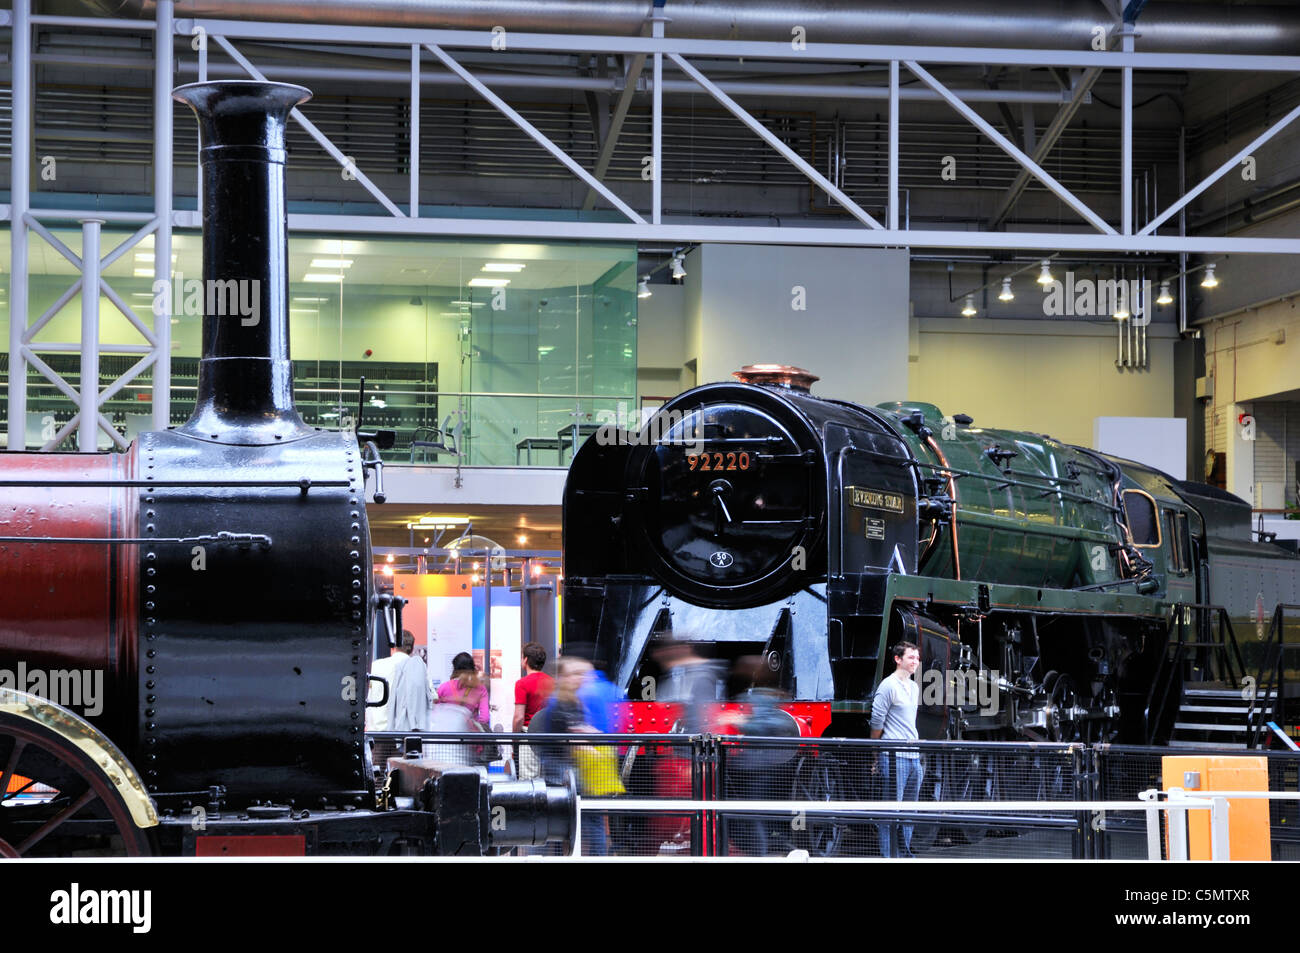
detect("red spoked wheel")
[0,705,153,858]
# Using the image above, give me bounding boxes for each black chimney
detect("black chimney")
[172,80,314,445]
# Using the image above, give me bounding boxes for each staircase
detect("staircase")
[1169,687,1276,749]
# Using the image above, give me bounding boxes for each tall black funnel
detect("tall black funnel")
[172,80,314,445]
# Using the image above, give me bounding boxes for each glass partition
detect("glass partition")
[0,228,638,464]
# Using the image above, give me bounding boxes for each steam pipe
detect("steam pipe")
[83,1,1300,55]
[172,80,315,445]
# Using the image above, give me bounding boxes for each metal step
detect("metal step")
[1180,705,1258,714]
[1167,739,1249,749]
[1184,688,1275,699]
[1173,722,1250,733]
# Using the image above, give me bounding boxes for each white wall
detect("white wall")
[910,317,1177,448]
[686,244,910,405]
[1094,417,1187,479]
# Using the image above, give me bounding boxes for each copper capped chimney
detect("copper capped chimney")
[732,364,820,393]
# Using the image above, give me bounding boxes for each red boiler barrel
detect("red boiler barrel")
[0,450,139,737]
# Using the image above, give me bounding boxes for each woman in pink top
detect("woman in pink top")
[436,651,489,729]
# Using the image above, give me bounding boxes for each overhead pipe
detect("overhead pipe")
[84,1,1300,55]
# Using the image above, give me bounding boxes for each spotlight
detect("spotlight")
[1113,304,1131,320]
[1201,263,1219,289]
[517,534,528,545]
[670,253,687,280]
[1156,281,1173,306]
[409,295,423,306]
[637,276,652,299]
[998,278,1014,302]
[961,295,977,317]
[1037,260,1053,285]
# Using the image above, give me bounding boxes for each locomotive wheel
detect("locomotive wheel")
[790,754,847,857]
[0,696,154,858]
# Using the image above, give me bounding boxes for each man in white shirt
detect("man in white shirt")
[870,641,923,858]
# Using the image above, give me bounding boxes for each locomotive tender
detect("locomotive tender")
[564,364,1300,742]
[0,81,572,857]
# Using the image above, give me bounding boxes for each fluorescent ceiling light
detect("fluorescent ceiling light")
[481,262,526,272]
[135,252,153,262]
[309,258,354,269]
[293,296,328,302]
[449,300,486,308]
[133,268,153,277]
[304,273,345,282]
[467,277,510,287]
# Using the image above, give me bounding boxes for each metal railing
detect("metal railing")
[1146,604,1246,744]
[369,731,1300,858]
[1247,603,1300,749]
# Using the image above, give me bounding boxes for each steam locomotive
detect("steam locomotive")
[563,365,1300,743]
[0,81,573,858]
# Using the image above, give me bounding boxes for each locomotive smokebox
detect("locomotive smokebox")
[172,81,314,446]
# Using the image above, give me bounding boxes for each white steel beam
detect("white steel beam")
[669,53,883,230]
[424,42,645,224]
[888,60,899,231]
[1141,100,1300,236]
[79,220,103,453]
[154,0,173,429]
[213,34,407,218]
[904,60,1116,235]
[652,15,664,226]
[8,0,32,450]
[410,45,420,217]
[180,20,1300,73]
[281,213,1300,254]
[1122,26,1134,235]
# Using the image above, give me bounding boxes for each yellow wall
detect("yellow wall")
[910,317,1177,448]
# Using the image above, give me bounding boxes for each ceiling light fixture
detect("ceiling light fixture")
[481,262,526,272]
[303,273,344,283]
[1201,263,1219,289]
[1156,281,1173,306]
[467,277,510,288]
[670,253,687,280]
[1037,260,1053,285]
[961,295,977,317]
[309,258,353,269]
[638,276,652,298]
[998,277,1014,302]
[409,295,423,306]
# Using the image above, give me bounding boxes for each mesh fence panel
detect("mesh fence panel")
[715,738,1086,859]
[1096,744,1300,860]
[367,731,1298,859]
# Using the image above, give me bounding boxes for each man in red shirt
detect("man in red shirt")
[514,642,554,781]
[513,642,553,731]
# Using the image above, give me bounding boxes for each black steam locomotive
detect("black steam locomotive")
[0,81,573,858]
[563,365,1300,743]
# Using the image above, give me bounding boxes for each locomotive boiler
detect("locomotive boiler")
[563,364,1300,743]
[0,80,573,857]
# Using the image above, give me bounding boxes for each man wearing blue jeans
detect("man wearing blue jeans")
[871,641,923,858]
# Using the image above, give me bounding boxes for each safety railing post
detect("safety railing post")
[1209,796,1230,861]
[1167,787,1189,861]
